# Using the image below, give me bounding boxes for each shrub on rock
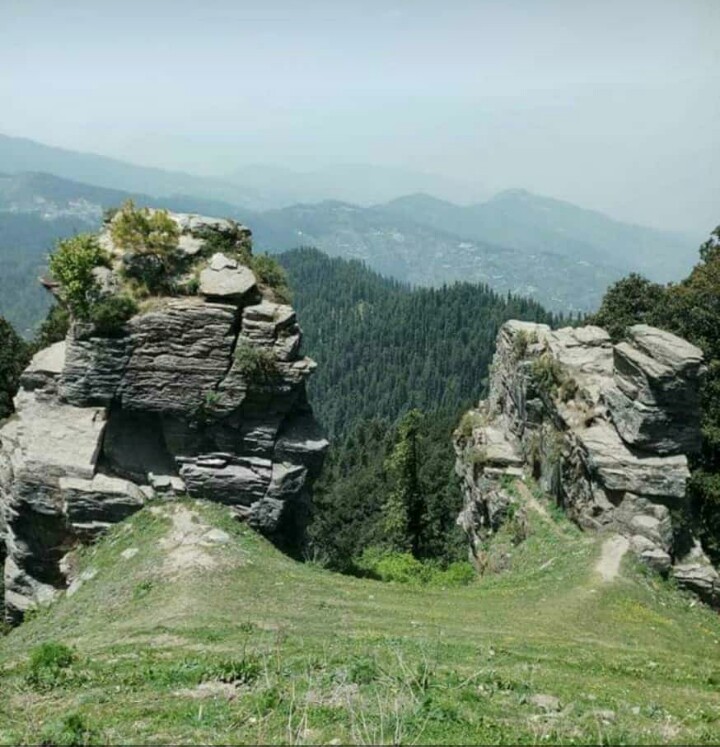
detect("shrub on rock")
[110,200,179,257]
[111,200,183,293]
[88,294,139,337]
[48,234,109,319]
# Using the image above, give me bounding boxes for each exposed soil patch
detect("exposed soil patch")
[595,534,629,582]
[158,505,221,577]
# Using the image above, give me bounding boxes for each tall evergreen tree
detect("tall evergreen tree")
[382,409,423,555]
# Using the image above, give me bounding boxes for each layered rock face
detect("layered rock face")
[454,320,719,604]
[0,213,327,623]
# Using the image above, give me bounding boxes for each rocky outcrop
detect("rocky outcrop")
[454,320,719,603]
[0,212,327,623]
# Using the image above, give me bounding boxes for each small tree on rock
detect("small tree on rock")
[48,234,109,319]
[110,200,179,256]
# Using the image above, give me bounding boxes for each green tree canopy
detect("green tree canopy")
[0,317,30,420]
[589,273,666,341]
[48,234,109,319]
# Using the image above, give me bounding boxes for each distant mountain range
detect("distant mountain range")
[0,134,271,210]
[0,134,487,211]
[0,134,704,332]
[223,162,490,207]
[376,191,697,282]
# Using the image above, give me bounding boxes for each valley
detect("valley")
[0,137,703,335]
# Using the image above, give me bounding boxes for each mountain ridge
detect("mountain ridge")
[0,142,702,319]
[377,190,699,282]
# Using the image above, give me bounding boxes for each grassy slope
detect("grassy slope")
[1,496,719,745]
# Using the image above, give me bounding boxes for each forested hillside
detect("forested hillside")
[279,247,559,438]
[279,248,560,569]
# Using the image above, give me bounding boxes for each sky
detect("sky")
[1,0,719,232]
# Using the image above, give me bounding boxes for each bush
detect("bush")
[234,341,277,381]
[39,712,100,747]
[88,294,138,336]
[512,329,537,360]
[31,304,70,352]
[26,641,76,690]
[530,353,576,401]
[0,317,30,420]
[111,201,184,294]
[183,273,200,296]
[439,561,477,586]
[589,273,666,342]
[204,656,261,685]
[457,410,485,439]
[121,252,168,293]
[196,228,252,265]
[49,234,109,319]
[354,547,475,587]
[356,547,432,583]
[110,200,179,256]
[250,253,292,302]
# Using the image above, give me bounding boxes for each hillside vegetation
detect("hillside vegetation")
[279,247,558,439]
[1,495,719,745]
[277,248,560,571]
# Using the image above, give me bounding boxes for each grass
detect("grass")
[1,498,720,744]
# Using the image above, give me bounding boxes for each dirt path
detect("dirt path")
[157,505,230,577]
[513,480,628,583]
[595,534,629,582]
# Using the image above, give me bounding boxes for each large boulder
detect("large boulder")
[605,325,705,454]
[671,540,720,605]
[199,253,257,303]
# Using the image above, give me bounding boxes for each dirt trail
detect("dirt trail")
[513,480,628,583]
[595,534,629,582]
[157,505,229,577]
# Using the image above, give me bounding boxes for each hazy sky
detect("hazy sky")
[1,0,719,232]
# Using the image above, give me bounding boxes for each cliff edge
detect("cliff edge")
[0,209,327,623]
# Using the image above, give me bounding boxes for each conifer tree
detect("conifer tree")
[382,409,424,554]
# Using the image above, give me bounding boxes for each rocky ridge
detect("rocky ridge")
[0,211,327,623]
[454,320,719,604]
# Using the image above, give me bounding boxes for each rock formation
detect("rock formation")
[0,211,327,623]
[454,320,719,604]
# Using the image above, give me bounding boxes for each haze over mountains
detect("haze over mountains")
[0,133,703,332]
[0,134,486,212]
